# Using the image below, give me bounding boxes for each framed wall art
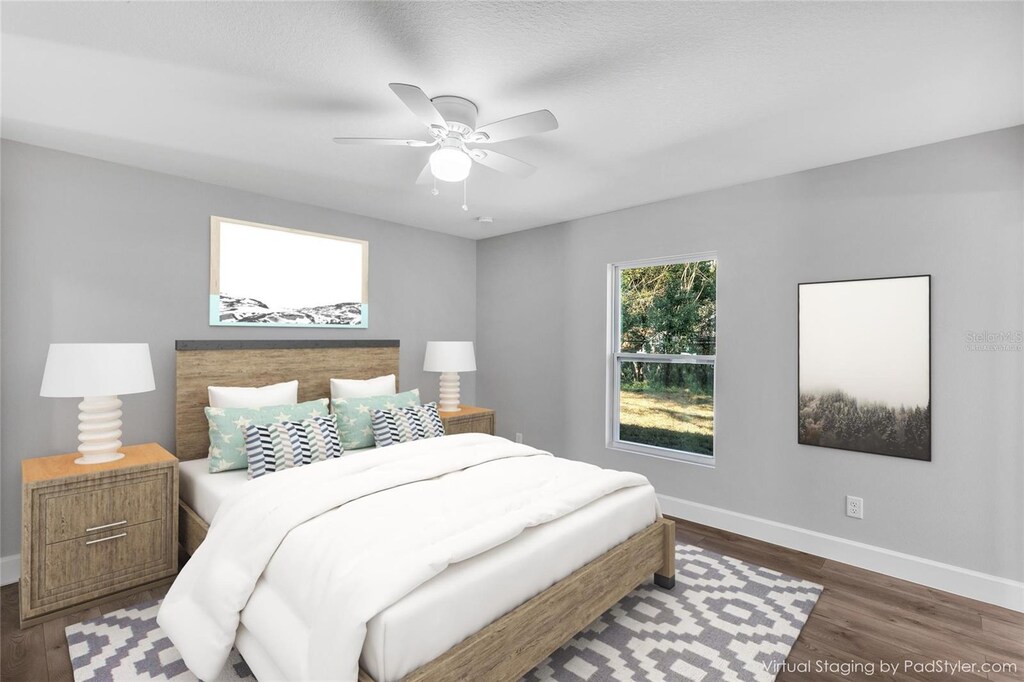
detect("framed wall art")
[210,217,368,328]
[798,275,930,461]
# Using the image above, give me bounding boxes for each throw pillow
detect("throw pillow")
[371,402,445,448]
[331,388,420,450]
[205,398,329,472]
[244,414,343,478]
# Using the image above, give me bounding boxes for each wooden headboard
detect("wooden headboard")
[174,340,400,461]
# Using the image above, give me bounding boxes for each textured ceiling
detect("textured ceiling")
[2,2,1021,239]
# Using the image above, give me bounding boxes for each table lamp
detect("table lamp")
[40,343,156,464]
[423,341,476,412]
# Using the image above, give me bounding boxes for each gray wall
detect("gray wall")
[477,127,1024,581]
[4,129,1022,580]
[0,140,477,558]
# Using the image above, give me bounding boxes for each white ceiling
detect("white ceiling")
[2,2,1021,239]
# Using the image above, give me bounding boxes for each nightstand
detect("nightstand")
[440,405,495,435]
[20,442,178,627]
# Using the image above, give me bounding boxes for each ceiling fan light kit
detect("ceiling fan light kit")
[430,140,472,183]
[333,83,558,187]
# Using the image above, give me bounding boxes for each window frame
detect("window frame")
[606,252,718,467]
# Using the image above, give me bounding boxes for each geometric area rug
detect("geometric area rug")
[67,543,821,682]
[524,544,822,681]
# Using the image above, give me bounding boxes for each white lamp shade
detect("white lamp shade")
[40,343,155,397]
[423,341,476,373]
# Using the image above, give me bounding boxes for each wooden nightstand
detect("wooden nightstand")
[440,405,495,435]
[20,443,178,627]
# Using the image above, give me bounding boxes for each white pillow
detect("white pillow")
[208,380,299,408]
[330,374,397,400]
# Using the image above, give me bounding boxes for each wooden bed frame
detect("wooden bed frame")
[174,339,676,682]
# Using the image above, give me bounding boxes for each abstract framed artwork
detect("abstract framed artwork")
[210,217,368,328]
[798,275,931,461]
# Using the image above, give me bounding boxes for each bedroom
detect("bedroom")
[1,1,1022,681]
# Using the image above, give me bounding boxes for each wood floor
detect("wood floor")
[670,520,1024,682]
[2,519,1021,681]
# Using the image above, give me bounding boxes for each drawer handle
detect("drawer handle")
[85,520,127,533]
[85,532,127,546]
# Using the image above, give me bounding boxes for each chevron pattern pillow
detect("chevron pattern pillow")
[371,402,445,448]
[243,415,344,478]
[332,388,421,450]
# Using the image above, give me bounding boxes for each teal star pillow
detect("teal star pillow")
[205,398,330,473]
[332,389,420,450]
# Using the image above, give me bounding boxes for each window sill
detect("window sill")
[608,440,716,469]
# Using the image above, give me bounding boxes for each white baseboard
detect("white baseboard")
[659,493,1024,613]
[1,554,20,586]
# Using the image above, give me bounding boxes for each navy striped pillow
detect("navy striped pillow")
[244,415,343,478]
[370,402,445,448]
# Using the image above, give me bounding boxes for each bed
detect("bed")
[169,340,676,682]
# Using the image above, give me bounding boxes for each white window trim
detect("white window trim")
[606,251,718,467]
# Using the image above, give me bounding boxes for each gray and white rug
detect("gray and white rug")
[67,543,821,682]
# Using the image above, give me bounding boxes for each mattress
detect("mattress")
[178,457,247,523]
[178,448,378,524]
[179,453,658,682]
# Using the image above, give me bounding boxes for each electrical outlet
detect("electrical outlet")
[515,432,523,444]
[846,495,864,519]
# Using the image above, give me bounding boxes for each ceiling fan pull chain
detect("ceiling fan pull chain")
[431,175,439,197]
[462,178,469,212]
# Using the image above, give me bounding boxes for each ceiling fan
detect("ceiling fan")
[333,83,558,184]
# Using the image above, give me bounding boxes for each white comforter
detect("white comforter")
[157,434,651,681]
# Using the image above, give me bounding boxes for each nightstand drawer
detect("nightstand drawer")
[44,475,167,544]
[440,406,496,436]
[445,415,495,435]
[42,519,167,597]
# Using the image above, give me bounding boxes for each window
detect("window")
[608,253,717,465]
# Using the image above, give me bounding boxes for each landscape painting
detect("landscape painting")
[210,217,368,328]
[798,275,930,460]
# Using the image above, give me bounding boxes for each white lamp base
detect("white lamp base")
[75,395,125,465]
[438,372,461,412]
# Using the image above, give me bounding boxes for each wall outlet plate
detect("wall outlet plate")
[846,495,864,519]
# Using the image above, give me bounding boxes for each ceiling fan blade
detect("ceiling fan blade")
[471,110,558,143]
[470,149,537,178]
[389,83,448,132]
[333,137,435,147]
[415,161,434,185]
